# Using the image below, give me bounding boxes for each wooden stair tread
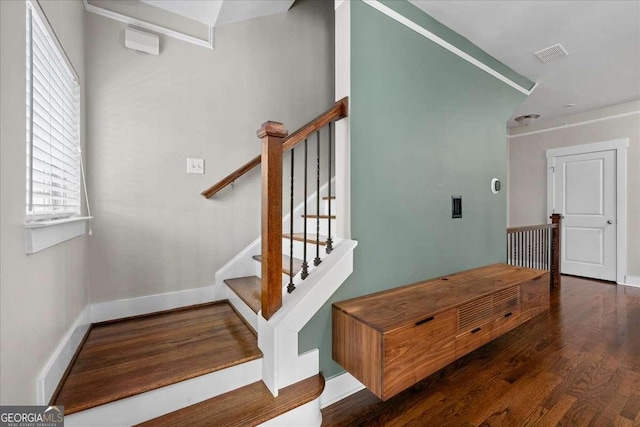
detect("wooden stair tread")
[136,374,325,427]
[53,302,262,415]
[302,214,336,219]
[283,233,329,246]
[252,254,303,277]
[225,276,261,313]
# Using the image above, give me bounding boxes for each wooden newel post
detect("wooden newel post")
[550,213,563,291]
[258,121,288,320]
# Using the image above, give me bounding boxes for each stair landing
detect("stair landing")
[52,301,262,415]
[136,374,325,427]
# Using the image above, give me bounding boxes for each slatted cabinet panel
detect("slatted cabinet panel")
[333,264,550,401]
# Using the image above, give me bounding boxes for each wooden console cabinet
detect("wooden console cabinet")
[332,264,549,400]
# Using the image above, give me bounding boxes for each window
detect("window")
[26,1,81,222]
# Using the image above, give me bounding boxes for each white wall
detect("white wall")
[508,101,640,279]
[0,0,88,404]
[85,0,334,303]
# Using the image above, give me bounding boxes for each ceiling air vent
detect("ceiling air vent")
[534,44,568,63]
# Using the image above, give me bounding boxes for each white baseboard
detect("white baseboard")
[622,275,640,288]
[65,358,262,426]
[258,398,321,427]
[319,371,365,409]
[90,285,215,323]
[36,306,92,405]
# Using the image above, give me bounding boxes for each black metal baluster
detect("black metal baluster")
[287,148,295,293]
[314,130,322,266]
[301,139,309,279]
[326,122,334,254]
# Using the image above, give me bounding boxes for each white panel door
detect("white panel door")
[552,150,616,281]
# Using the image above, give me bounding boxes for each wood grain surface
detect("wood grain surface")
[53,302,262,415]
[334,264,547,334]
[323,276,640,426]
[137,374,325,427]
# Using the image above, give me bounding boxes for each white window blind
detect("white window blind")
[26,1,81,222]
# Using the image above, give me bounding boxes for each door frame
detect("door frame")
[546,138,628,284]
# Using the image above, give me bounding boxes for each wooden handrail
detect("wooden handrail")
[281,97,348,152]
[507,223,557,233]
[201,97,349,198]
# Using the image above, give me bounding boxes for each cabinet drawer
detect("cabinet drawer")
[493,307,522,338]
[455,321,494,359]
[383,309,456,399]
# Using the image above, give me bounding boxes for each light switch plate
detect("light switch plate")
[187,158,204,174]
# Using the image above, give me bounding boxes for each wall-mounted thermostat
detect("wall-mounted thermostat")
[491,178,501,194]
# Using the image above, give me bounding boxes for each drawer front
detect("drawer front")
[455,321,494,359]
[383,309,456,399]
[521,273,550,320]
[493,307,522,338]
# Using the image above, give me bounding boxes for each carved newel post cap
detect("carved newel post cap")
[257,121,288,139]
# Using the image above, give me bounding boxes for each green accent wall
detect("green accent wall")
[299,0,532,378]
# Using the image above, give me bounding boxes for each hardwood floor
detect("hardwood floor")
[53,302,262,415]
[322,276,640,426]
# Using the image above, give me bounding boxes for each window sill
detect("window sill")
[24,216,92,254]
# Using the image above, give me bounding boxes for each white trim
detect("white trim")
[362,0,534,96]
[509,111,640,139]
[335,0,351,239]
[24,216,92,229]
[545,139,629,159]
[90,285,215,323]
[258,240,357,394]
[24,218,89,254]
[257,398,321,427]
[546,139,629,285]
[65,359,262,426]
[320,372,365,409]
[36,306,91,405]
[616,146,628,285]
[82,0,214,50]
[622,276,640,288]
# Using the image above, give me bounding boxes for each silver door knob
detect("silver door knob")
[607,220,613,224]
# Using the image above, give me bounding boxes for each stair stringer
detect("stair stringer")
[258,239,357,396]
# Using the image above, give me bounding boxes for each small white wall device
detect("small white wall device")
[125,27,160,55]
[491,178,501,194]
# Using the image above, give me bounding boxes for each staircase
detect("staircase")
[222,195,338,326]
[49,99,356,426]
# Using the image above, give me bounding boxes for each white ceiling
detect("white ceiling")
[140,0,295,27]
[410,1,640,127]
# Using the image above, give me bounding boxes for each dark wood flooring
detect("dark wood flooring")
[322,276,640,426]
[53,302,262,415]
[137,374,325,427]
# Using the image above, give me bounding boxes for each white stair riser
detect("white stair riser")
[253,260,296,286]
[303,218,335,237]
[64,359,263,427]
[282,238,331,262]
[322,200,336,216]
